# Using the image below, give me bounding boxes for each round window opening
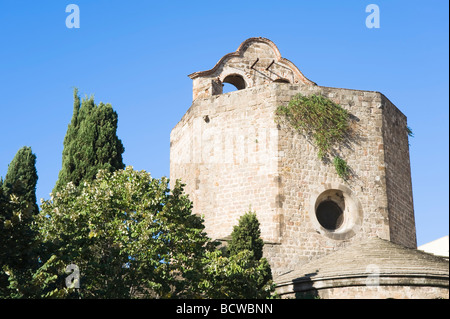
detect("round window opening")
[315,200,344,231]
[310,185,363,240]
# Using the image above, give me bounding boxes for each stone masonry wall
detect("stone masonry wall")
[288,285,449,299]
[381,95,417,248]
[170,82,416,276]
[265,83,395,275]
[170,84,281,243]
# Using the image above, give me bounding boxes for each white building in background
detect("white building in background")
[419,236,449,258]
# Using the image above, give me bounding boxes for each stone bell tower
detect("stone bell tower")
[170,37,416,275]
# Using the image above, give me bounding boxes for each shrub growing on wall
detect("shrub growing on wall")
[275,93,351,180]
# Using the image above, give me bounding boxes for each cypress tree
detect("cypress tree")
[0,179,10,296]
[0,147,39,297]
[2,146,39,215]
[54,88,125,192]
[226,211,274,298]
[228,211,265,260]
[56,87,81,191]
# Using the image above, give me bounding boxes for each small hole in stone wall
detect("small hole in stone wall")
[274,78,290,84]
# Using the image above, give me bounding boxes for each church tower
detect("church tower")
[170,37,416,275]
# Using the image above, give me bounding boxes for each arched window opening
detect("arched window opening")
[222,74,246,93]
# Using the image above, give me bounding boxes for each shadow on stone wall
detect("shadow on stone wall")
[293,272,320,299]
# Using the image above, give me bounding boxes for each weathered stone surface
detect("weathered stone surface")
[169,38,446,298]
[188,37,315,101]
[275,237,449,299]
[170,80,416,274]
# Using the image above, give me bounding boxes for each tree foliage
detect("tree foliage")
[1,89,278,299]
[228,211,265,260]
[201,211,275,299]
[37,167,212,298]
[54,88,125,192]
[2,146,38,215]
[5,167,275,299]
[0,147,39,297]
[200,249,275,299]
[2,146,277,298]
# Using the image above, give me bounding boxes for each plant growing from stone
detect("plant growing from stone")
[275,93,351,180]
[333,155,350,180]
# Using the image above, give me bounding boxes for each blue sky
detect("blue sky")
[0,1,448,246]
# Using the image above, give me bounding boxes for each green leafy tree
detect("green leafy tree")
[0,147,39,297]
[228,211,265,260]
[200,211,275,299]
[200,249,275,299]
[36,167,213,298]
[0,179,11,296]
[2,146,38,215]
[54,88,125,192]
[3,254,72,299]
[24,167,276,299]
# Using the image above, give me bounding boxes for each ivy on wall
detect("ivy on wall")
[275,93,351,180]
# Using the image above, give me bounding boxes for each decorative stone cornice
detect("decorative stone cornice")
[188,37,316,86]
